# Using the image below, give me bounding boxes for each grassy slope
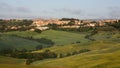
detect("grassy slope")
[0,56,69,68]
[0,56,50,68]
[1,42,120,68]
[92,31,120,42]
[0,56,25,64]
[32,31,120,68]
[33,40,119,54]
[0,35,40,50]
[32,41,120,68]
[5,30,89,45]
[0,30,120,68]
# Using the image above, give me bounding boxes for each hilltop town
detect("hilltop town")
[33,18,120,27]
[0,18,120,32]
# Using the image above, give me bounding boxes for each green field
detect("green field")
[0,29,90,51]
[1,41,120,68]
[33,41,120,54]
[92,31,120,42]
[32,50,120,68]
[0,35,40,50]
[0,56,25,64]
[5,30,90,45]
[0,30,120,68]
[0,30,120,50]
[31,41,120,68]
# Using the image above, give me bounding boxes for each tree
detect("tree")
[17,53,28,58]
[48,23,58,29]
[33,53,44,60]
[58,53,64,58]
[36,45,43,50]
[106,22,120,30]
[36,38,54,46]
[26,59,33,65]
[76,41,80,43]
[71,51,78,55]
[34,29,42,33]
[60,18,79,21]
[68,21,75,26]
[79,49,91,53]
[0,48,13,56]
[43,49,57,58]
[66,53,71,57]
[21,48,27,53]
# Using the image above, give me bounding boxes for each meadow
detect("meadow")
[0,29,120,68]
[5,29,90,45]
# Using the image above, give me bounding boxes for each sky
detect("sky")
[0,0,120,19]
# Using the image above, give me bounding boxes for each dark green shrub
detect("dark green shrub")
[26,59,33,65]
[36,45,43,50]
[79,49,91,53]
[34,29,42,33]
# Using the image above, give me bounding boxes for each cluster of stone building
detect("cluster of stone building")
[32,19,71,26]
[32,19,120,27]
[1,18,119,31]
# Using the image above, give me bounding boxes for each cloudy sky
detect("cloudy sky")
[0,0,120,19]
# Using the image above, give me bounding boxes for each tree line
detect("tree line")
[0,47,91,65]
[0,19,33,32]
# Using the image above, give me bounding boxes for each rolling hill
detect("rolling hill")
[0,29,90,51]
[0,35,40,51]
[5,30,90,45]
[1,41,120,68]
[0,30,120,68]
[31,41,120,68]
